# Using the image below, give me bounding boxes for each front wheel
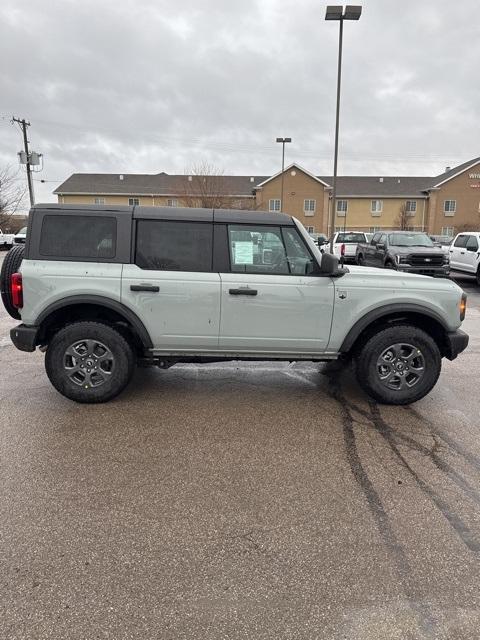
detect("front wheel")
[355,325,441,405]
[45,322,135,403]
[476,267,480,287]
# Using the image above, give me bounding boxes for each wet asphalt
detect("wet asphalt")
[1,257,480,639]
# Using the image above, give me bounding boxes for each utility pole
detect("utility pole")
[12,117,35,207]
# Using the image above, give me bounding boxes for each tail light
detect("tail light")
[460,293,467,321]
[340,243,346,256]
[11,273,23,309]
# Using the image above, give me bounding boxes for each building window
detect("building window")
[335,226,345,232]
[370,226,381,233]
[304,199,316,216]
[336,200,348,217]
[371,200,383,215]
[129,198,140,206]
[269,199,281,212]
[444,200,456,215]
[306,226,315,234]
[167,198,178,207]
[405,200,417,215]
[94,197,105,205]
[441,226,454,236]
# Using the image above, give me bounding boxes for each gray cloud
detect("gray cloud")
[1,0,479,209]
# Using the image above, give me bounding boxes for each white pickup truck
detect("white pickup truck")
[448,232,480,285]
[0,229,14,250]
[324,231,369,263]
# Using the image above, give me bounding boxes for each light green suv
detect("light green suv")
[1,204,468,404]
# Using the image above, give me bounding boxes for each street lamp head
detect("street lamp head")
[325,5,362,20]
[344,5,362,20]
[276,137,292,143]
[325,5,343,20]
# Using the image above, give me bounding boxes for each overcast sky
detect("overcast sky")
[1,0,479,209]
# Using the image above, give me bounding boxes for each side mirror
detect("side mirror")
[377,242,385,250]
[319,252,345,277]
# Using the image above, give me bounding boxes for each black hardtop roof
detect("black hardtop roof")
[32,203,295,225]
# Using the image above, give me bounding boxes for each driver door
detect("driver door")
[218,224,334,354]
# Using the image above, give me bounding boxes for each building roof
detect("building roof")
[319,175,433,197]
[54,157,480,199]
[54,172,268,196]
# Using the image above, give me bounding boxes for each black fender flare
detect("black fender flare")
[35,295,153,349]
[339,303,448,353]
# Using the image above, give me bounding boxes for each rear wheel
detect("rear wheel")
[0,245,24,319]
[45,322,135,403]
[355,325,441,405]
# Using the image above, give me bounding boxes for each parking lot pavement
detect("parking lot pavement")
[1,258,480,640]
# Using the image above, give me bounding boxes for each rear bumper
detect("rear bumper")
[10,324,40,352]
[444,329,469,361]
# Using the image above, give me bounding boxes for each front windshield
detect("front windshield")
[388,232,434,247]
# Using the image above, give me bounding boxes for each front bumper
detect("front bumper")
[444,329,469,361]
[10,324,40,352]
[396,264,450,277]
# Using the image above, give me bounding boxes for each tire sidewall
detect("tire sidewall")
[0,245,25,319]
[45,322,134,403]
[356,326,441,405]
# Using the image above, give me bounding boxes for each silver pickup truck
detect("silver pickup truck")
[1,204,468,405]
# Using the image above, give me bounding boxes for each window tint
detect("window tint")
[136,220,212,271]
[454,235,468,248]
[466,235,479,251]
[40,215,116,259]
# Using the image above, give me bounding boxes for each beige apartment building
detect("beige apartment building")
[54,156,480,236]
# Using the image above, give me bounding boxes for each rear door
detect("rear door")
[218,223,334,354]
[449,234,468,271]
[121,217,221,350]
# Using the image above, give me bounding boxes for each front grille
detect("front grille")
[409,254,444,266]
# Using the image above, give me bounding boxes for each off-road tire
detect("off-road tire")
[355,324,441,405]
[385,260,396,269]
[45,321,135,403]
[0,245,25,319]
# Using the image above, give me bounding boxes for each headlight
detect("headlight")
[396,255,409,264]
[443,254,450,264]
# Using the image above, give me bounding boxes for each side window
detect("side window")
[466,235,479,252]
[379,234,387,246]
[39,215,117,259]
[135,220,213,271]
[371,233,381,245]
[281,228,316,274]
[228,225,288,274]
[454,235,468,248]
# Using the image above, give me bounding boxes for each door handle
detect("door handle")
[229,288,258,296]
[130,284,160,292]
[460,251,466,255]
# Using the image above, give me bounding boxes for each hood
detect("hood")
[344,265,460,292]
[389,245,446,255]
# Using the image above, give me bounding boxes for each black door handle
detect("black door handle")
[130,284,160,292]
[229,288,258,296]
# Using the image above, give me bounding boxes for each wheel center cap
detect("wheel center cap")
[86,359,94,367]
[396,362,404,371]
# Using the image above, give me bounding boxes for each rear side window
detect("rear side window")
[135,220,213,271]
[40,215,117,259]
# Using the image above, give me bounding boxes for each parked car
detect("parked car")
[448,232,480,284]
[312,233,329,252]
[1,204,468,405]
[356,231,450,277]
[0,229,14,250]
[324,231,369,263]
[13,226,27,245]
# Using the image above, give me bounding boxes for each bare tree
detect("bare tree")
[395,203,411,230]
[0,165,27,230]
[180,162,230,209]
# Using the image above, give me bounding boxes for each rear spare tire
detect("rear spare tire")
[0,245,24,319]
[355,325,441,405]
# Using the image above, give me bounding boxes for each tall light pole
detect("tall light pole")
[276,137,292,211]
[325,5,362,251]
